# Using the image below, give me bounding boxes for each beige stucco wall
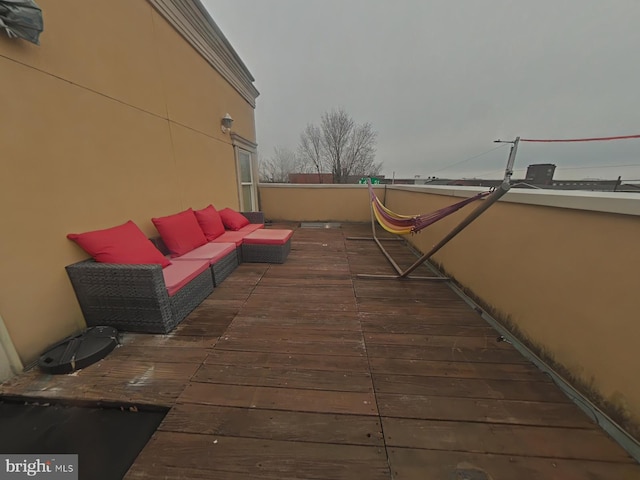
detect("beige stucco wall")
[259,184,382,222]
[0,0,256,364]
[385,187,640,426]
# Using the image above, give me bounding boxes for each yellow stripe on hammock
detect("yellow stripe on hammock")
[374,198,416,220]
[372,201,414,235]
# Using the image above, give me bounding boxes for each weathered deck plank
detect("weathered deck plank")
[216,329,366,356]
[192,364,373,392]
[382,417,633,462]
[223,325,364,342]
[160,404,384,446]
[365,343,530,364]
[251,285,356,298]
[118,333,218,349]
[373,374,571,402]
[102,344,210,365]
[180,382,378,415]
[242,294,357,312]
[365,332,514,350]
[377,393,596,428]
[205,350,370,372]
[361,320,496,336]
[230,314,362,331]
[368,357,549,381]
[359,310,496,326]
[127,433,390,480]
[387,448,640,480]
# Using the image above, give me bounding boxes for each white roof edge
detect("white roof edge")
[388,184,640,216]
[148,0,259,107]
[258,183,382,189]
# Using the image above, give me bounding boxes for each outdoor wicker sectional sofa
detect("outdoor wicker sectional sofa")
[65,207,275,334]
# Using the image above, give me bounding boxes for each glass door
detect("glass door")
[237,149,256,211]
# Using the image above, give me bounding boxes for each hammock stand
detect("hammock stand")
[350,137,519,280]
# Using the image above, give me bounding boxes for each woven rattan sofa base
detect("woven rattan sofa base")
[211,249,239,286]
[241,239,291,264]
[66,260,213,334]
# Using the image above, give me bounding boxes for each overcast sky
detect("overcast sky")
[202,0,640,181]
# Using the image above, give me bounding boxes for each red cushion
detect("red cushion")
[210,231,246,247]
[152,209,208,257]
[236,223,264,235]
[194,205,226,241]
[162,259,209,296]
[242,229,293,246]
[67,221,170,267]
[219,208,250,231]
[174,242,236,264]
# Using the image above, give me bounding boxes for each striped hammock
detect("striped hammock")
[368,180,491,235]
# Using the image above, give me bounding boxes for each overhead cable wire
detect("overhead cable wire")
[429,143,509,175]
[521,134,640,143]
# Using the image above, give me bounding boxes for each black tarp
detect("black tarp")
[0,0,43,45]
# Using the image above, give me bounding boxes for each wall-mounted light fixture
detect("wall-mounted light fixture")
[221,113,233,133]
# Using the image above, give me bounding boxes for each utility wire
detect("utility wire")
[429,135,639,178]
[429,143,509,176]
[521,134,640,142]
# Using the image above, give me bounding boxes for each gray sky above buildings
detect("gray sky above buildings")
[202,0,640,181]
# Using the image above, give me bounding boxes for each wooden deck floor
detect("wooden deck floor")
[2,223,639,479]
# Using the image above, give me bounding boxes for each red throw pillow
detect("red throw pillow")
[152,208,208,257]
[194,205,226,241]
[67,221,171,267]
[219,208,250,231]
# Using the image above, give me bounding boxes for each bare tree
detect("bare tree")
[321,109,354,183]
[343,122,381,178]
[259,146,299,183]
[297,123,326,182]
[298,108,379,183]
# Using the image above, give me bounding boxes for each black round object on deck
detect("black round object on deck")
[38,326,119,374]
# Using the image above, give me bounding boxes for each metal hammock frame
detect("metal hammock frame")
[349,137,519,280]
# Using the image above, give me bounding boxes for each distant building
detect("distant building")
[385,163,636,193]
[526,164,556,186]
[288,173,386,184]
[549,179,621,191]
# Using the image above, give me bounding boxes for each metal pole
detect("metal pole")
[399,138,519,278]
[502,136,520,183]
[369,199,404,275]
[399,183,510,277]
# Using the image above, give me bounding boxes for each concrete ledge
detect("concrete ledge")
[258,183,378,189]
[258,183,640,216]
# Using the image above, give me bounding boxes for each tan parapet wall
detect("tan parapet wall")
[385,186,640,431]
[259,184,381,222]
[0,0,256,366]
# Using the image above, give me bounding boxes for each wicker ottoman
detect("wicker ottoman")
[241,229,293,263]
